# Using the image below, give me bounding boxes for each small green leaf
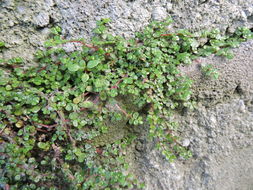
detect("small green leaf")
[73,96,82,104]
[51,26,62,35]
[94,79,104,88]
[73,120,78,127]
[15,175,21,181]
[100,91,107,101]
[81,73,89,82]
[80,101,94,108]
[0,41,5,48]
[68,64,80,72]
[37,142,50,151]
[69,112,79,120]
[15,120,24,128]
[5,85,12,91]
[87,60,100,69]
[31,106,41,113]
[66,104,72,111]
[8,57,23,64]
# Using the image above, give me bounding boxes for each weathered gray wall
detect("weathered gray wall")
[1,0,253,189]
[135,40,253,190]
[1,0,253,61]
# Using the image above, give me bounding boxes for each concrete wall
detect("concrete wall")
[1,0,253,189]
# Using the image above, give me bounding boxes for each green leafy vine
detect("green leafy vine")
[0,18,252,189]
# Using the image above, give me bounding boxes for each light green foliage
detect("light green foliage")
[0,41,5,48]
[0,18,252,189]
[201,64,219,79]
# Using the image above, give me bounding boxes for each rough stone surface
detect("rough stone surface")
[1,0,253,190]
[1,0,253,61]
[180,40,253,106]
[136,98,253,190]
[135,40,253,190]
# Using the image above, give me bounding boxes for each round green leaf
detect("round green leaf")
[81,73,89,82]
[68,64,80,72]
[87,60,100,69]
[73,96,82,104]
[80,101,94,108]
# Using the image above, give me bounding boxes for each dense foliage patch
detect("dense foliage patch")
[0,18,252,189]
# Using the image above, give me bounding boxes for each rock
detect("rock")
[33,12,50,27]
[2,0,253,62]
[238,100,246,113]
[182,139,191,147]
[152,6,167,21]
[166,3,173,11]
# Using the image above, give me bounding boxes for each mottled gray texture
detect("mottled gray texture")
[1,0,253,61]
[137,98,253,190]
[1,0,253,189]
[135,40,253,190]
[180,40,253,105]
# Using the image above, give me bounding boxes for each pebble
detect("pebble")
[152,6,167,21]
[238,100,246,113]
[34,12,50,27]
[182,139,191,147]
